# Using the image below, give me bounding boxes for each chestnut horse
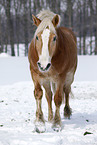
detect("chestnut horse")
[28,10,77,132]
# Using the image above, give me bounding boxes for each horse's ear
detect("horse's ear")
[32,14,41,26]
[52,15,59,27]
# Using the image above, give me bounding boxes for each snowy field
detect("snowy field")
[0,54,97,145]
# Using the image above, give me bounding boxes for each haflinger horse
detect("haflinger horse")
[28,10,77,132]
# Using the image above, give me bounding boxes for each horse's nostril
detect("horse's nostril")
[37,62,43,70]
[45,63,51,70]
[37,62,41,68]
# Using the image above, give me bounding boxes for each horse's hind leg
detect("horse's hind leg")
[43,82,53,122]
[34,82,45,133]
[63,72,74,119]
[63,86,72,119]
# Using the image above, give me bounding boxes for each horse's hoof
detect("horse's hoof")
[52,124,62,132]
[64,105,72,119]
[35,121,46,133]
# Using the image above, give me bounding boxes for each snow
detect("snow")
[0,55,97,145]
[75,56,97,81]
[0,57,31,85]
[0,53,10,58]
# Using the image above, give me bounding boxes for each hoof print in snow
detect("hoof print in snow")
[84,131,93,136]
[25,119,30,122]
[86,119,89,122]
[0,125,3,127]
[11,119,15,122]
[0,100,4,103]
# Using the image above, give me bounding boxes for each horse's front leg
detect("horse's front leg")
[43,81,53,122]
[34,82,45,133]
[52,84,63,131]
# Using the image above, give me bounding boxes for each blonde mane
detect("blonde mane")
[37,10,56,21]
[34,10,61,38]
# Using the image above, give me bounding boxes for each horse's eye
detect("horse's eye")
[53,36,56,41]
[36,36,38,40]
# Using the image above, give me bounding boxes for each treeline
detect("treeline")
[0,0,97,56]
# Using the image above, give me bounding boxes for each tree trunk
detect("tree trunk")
[6,0,15,56]
[0,8,3,53]
[83,1,86,55]
[67,0,72,27]
[95,0,97,54]
[78,0,82,55]
[88,0,94,55]
[14,0,20,56]
[23,0,28,56]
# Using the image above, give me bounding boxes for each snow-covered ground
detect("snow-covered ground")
[0,54,97,145]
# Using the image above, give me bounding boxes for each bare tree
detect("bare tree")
[88,0,93,54]
[23,0,29,56]
[95,0,97,54]
[67,0,72,27]
[0,5,3,53]
[5,0,15,56]
[82,1,87,55]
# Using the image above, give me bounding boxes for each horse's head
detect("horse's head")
[32,14,60,72]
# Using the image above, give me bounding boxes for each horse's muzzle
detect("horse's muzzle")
[37,62,51,72]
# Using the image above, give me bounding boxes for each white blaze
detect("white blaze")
[39,28,51,69]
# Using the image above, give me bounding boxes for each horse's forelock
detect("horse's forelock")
[34,18,56,44]
[36,10,55,21]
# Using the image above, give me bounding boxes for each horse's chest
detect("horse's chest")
[39,70,59,84]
